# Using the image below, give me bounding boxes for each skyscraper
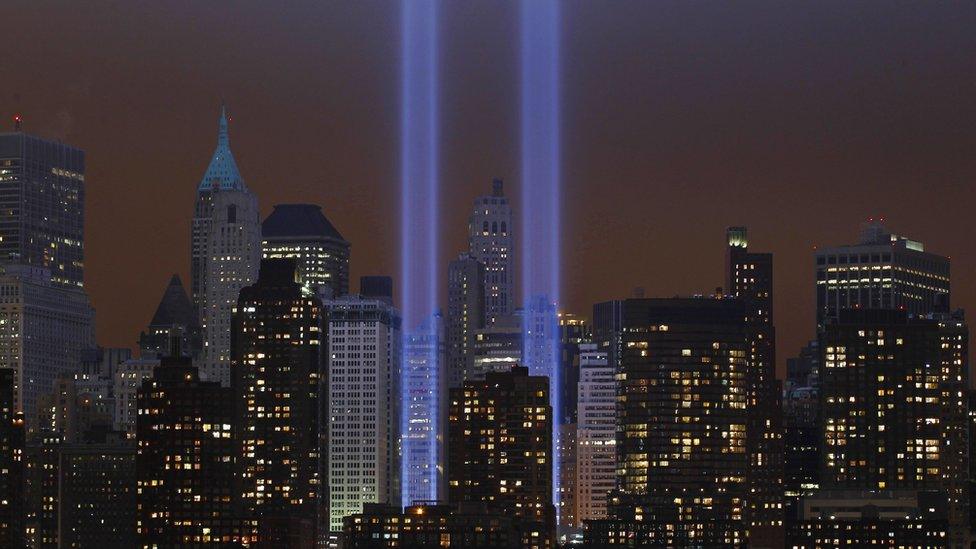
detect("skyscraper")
[137,274,200,358]
[468,178,513,325]
[574,343,614,526]
[814,219,950,331]
[402,314,446,506]
[446,252,485,388]
[323,291,401,532]
[558,313,590,424]
[0,130,85,289]
[813,309,969,543]
[448,366,555,548]
[0,265,94,432]
[725,227,784,546]
[232,259,322,546]
[261,203,350,297]
[135,356,254,546]
[614,298,751,545]
[191,105,261,386]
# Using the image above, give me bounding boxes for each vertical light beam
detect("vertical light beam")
[520,0,562,523]
[400,0,441,507]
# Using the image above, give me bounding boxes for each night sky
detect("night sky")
[4,2,976,375]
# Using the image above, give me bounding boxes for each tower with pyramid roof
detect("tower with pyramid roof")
[190,105,261,386]
[138,274,201,358]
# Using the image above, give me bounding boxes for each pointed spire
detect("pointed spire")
[198,102,246,192]
[218,102,229,148]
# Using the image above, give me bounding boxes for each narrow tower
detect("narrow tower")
[190,105,261,386]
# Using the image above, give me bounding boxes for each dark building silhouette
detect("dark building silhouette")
[612,298,752,545]
[57,442,136,547]
[725,227,784,546]
[343,502,520,548]
[0,369,24,547]
[557,313,590,425]
[448,366,554,548]
[800,309,969,545]
[359,275,394,304]
[262,203,350,298]
[0,131,85,289]
[814,220,950,331]
[232,259,322,548]
[138,274,201,358]
[446,252,485,388]
[136,356,255,546]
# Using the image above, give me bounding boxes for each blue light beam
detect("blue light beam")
[400,0,441,507]
[520,0,562,522]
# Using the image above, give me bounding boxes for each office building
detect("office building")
[816,309,969,542]
[448,366,555,548]
[446,252,485,388]
[113,358,158,439]
[614,298,751,545]
[725,227,784,546]
[556,423,577,534]
[0,265,94,432]
[56,442,137,548]
[136,356,255,546]
[324,291,402,532]
[138,274,200,358]
[262,203,350,297]
[402,314,446,506]
[191,106,261,386]
[232,259,321,546]
[575,343,614,526]
[0,130,85,289]
[468,178,514,325]
[814,219,950,330]
[470,313,522,379]
[558,313,590,424]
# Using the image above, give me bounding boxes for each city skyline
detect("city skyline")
[4,2,976,374]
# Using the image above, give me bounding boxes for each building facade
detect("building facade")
[324,292,402,532]
[261,203,350,297]
[446,252,484,389]
[0,130,85,289]
[138,274,200,359]
[467,178,513,325]
[191,106,261,387]
[402,314,446,506]
[448,366,555,548]
[575,343,614,526]
[0,265,94,432]
[136,357,254,546]
[232,259,322,546]
[814,220,950,331]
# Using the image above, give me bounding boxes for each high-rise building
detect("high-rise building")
[402,314,446,507]
[262,203,350,297]
[814,219,950,331]
[0,369,24,547]
[191,106,261,386]
[138,274,200,358]
[725,227,784,546]
[446,252,485,388]
[468,178,513,325]
[813,309,969,543]
[113,358,158,439]
[614,298,751,545]
[56,442,137,548]
[556,423,577,535]
[0,130,85,289]
[470,313,522,379]
[136,356,255,546]
[558,313,590,424]
[232,259,322,546]
[574,343,614,526]
[448,366,555,548]
[324,292,402,532]
[0,265,94,432]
